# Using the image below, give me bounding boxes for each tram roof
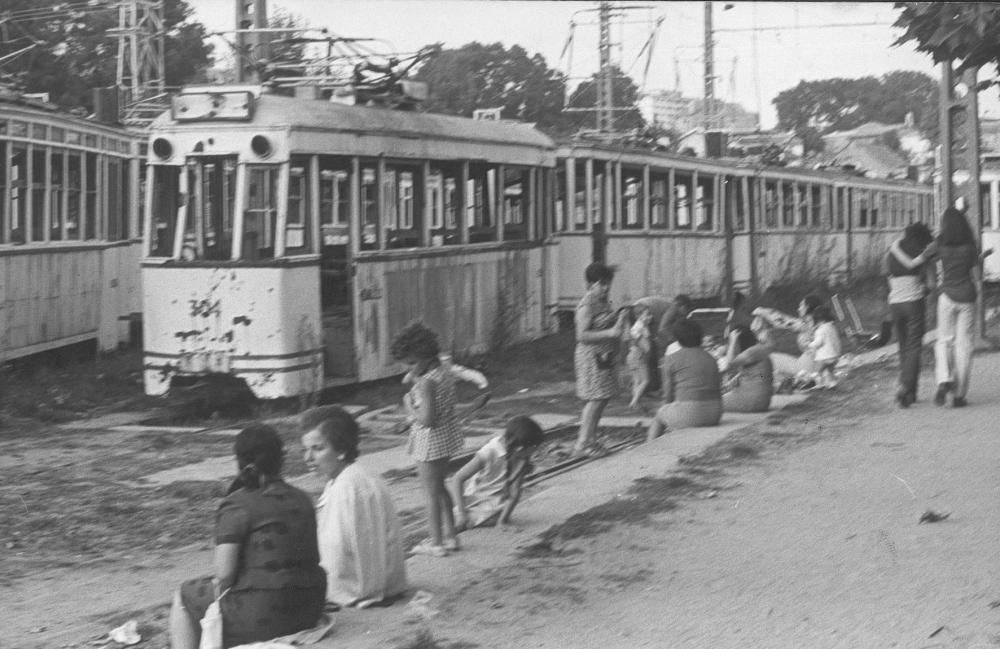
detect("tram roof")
[152,90,555,151]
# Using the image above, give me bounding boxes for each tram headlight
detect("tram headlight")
[251,135,272,159]
[152,137,173,160]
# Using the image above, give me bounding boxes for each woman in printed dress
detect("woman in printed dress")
[573,263,627,457]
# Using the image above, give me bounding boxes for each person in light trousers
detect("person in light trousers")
[905,206,982,407]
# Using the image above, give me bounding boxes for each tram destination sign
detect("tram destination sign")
[172,90,255,122]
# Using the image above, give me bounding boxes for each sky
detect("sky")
[184,0,1000,129]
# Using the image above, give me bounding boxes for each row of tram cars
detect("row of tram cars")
[12,82,1000,401]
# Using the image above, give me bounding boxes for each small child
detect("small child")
[449,415,545,531]
[626,306,654,408]
[808,306,842,388]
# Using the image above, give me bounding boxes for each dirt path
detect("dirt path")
[8,344,1000,648]
[407,357,1000,649]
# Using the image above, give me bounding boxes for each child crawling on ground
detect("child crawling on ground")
[449,416,545,531]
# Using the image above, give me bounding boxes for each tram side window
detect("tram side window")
[650,178,667,229]
[674,177,691,230]
[796,184,808,228]
[572,170,586,231]
[427,167,461,246]
[67,153,81,240]
[10,145,26,243]
[762,182,777,230]
[467,166,497,243]
[0,142,5,241]
[245,166,277,260]
[810,185,823,229]
[50,151,64,241]
[858,192,869,228]
[384,166,421,249]
[781,181,794,228]
[503,167,527,240]
[360,166,378,250]
[149,166,179,257]
[696,178,713,231]
[31,147,45,242]
[107,158,125,241]
[199,158,236,260]
[621,174,643,230]
[85,153,97,240]
[285,158,312,254]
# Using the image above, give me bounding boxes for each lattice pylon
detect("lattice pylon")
[114,0,165,109]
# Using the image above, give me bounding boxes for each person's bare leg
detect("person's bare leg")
[576,399,607,452]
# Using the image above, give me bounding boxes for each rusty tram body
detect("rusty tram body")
[141,85,935,399]
[0,89,143,362]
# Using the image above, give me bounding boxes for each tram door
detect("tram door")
[318,163,355,378]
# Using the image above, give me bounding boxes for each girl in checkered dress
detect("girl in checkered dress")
[391,322,463,557]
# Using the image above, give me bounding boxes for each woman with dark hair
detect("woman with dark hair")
[646,319,722,442]
[300,406,406,607]
[930,206,980,407]
[722,325,773,413]
[573,262,628,457]
[169,424,326,649]
[886,221,936,407]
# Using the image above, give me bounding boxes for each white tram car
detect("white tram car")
[0,89,142,361]
[141,86,557,398]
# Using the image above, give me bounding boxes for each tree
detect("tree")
[894,2,1000,88]
[772,72,939,147]
[563,65,647,135]
[0,0,213,110]
[413,42,567,133]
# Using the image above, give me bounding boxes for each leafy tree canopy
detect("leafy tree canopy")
[893,2,1000,85]
[0,0,213,110]
[772,71,939,147]
[413,41,567,133]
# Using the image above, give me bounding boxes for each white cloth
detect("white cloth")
[809,321,842,364]
[316,463,407,607]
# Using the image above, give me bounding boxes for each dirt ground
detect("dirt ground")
[6,289,1000,648]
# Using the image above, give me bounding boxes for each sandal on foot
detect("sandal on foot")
[443,537,461,552]
[410,539,448,557]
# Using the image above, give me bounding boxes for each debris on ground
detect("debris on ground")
[108,619,141,645]
[919,510,950,524]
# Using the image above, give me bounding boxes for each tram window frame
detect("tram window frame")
[621,172,643,231]
[571,169,586,232]
[763,181,778,230]
[148,165,179,257]
[360,166,379,251]
[285,157,312,255]
[30,146,46,242]
[650,177,668,229]
[780,181,795,229]
[84,152,97,240]
[674,173,692,230]
[10,145,26,243]
[809,185,823,229]
[67,152,81,240]
[244,164,279,260]
[50,150,64,241]
[428,165,462,246]
[467,165,498,244]
[384,163,422,249]
[503,166,528,240]
[107,157,125,241]
[192,156,237,260]
[858,191,870,229]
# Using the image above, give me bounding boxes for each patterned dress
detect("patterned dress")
[574,289,620,400]
[407,364,463,462]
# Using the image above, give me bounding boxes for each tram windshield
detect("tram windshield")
[148,157,312,261]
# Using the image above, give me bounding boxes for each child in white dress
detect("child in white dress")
[449,416,545,531]
[808,306,842,388]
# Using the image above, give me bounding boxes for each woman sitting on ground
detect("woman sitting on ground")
[300,405,407,608]
[722,325,773,413]
[647,319,722,442]
[169,424,327,649]
[752,294,823,389]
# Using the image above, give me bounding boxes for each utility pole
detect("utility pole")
[235,0,270,83]
[111,0,165,126]
[704,0,714,132]
[939,61,986,339]
[597,1,613,132]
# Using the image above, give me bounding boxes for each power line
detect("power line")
[714,20,894,33]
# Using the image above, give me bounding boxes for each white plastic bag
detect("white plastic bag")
[199,599,224,649]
